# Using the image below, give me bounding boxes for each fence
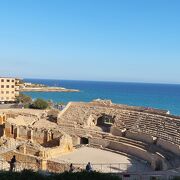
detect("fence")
[0,160,179,180]
[72,162,151,173]
[0,160,150,173]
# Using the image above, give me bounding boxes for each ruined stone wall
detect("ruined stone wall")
[38,134,73,158]
[33,129,47,145]
[71,136,81,146]
[47,160,69,173]
[18,145,40,156]
[4,121,64,148]
[59,134,73,151]
[0,149,72,172]
[18,126,29,140]
[0,150,40,170]
[4,121,14,138]
[17,134,73,159]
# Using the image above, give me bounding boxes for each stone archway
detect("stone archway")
[96,114,115,132]
[80,137,89,145]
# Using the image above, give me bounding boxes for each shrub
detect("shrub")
[0,170,121,180]
[23,104,30,109]
[52,171,121,180]
[30,98,49,109]
[16,93,32,104]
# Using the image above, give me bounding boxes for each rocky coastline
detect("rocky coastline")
[19,82,80,92]
[20,87,79,92]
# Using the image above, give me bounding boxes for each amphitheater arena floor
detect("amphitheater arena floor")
[50,147,152,173]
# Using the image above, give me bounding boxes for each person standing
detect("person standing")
[86,162,93,172]
[9,155,16,172]
[69,163,75,172]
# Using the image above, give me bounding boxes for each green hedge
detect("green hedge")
[0,170,121,180]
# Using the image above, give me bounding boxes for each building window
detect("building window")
[12,80,14,82]
[6,91,9,94]
[7,79,10,82]
[1,85,4,88]
[12,91,14,94]
[1,79,4,82]
[6,85,9,88]
[12,85,14,88]
[6,97,9,100]
[1,91,4,94]
[1,97,4,100]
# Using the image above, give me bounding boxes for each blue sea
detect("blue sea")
[24,79,180,116]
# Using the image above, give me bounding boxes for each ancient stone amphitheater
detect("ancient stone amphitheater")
[57,100,180,171]
[0,99,180,177]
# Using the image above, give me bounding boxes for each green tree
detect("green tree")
[30,98,49,109]
[16,93,32,104]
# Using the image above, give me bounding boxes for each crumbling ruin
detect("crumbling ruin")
[0,100,180,173]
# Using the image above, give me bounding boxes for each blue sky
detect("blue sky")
[0,0,180,83]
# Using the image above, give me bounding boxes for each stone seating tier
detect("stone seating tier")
[58,102,180,146]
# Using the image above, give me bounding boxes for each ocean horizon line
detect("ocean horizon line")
[24,78,180,86]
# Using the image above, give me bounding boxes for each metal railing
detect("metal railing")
[0,160,179,180]
[0,160,150,173]
[71,162,151,173]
